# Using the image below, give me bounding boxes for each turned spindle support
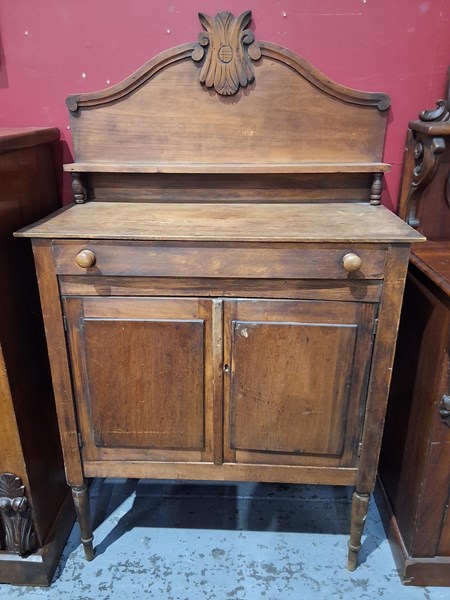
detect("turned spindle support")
[370,173,383,205]
[71,172,87,204]
[347,491,370,571]
[71,483,94,561]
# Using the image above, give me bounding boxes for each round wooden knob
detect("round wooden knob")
[76,249,96,269]
[342,253,362,273]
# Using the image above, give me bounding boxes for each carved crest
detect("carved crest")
[192,10,261,96]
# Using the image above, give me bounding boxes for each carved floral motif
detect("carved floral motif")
[192,10,261,96]
[0,473,37,556]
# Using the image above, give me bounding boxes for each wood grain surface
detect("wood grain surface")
[17,202,425,242]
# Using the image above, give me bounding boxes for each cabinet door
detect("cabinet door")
[224,299,376,467]
[63,297,214,463]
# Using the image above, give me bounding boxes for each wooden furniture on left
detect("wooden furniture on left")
[0,128,74,586]
[16,11,424,572]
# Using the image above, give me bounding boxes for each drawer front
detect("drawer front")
[53,241,387,280]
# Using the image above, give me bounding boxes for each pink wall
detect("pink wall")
[1,0,449,207]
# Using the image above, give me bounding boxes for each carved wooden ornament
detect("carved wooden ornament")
[192,10,261,96]
[0,473,37,556]
[406,134,446,228]
[440,395,450,427]
[420,66,450,122]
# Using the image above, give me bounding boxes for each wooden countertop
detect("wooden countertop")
[16,202,425,243]
[410,241,450,297]
[63,162,391,174]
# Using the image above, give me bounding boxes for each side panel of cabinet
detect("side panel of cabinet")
[379,269,450,559]
[223,299,376,466]
[63,296,214,463]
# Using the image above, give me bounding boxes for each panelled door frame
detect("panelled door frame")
[223,299,377,468]
[62,294,376,470]
[63,296,216,464]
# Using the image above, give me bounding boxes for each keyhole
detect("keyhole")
[224,364,230,373]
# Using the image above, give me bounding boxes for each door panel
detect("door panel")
[63,297,213,463]
[84,318,204,449]
[224,299,376,466]
[230,320,357,455]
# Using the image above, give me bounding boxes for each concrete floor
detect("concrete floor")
[0,480,448,600]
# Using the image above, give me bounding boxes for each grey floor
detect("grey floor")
[0,480,448,600]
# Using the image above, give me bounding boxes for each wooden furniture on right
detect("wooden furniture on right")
[378,82,450,586]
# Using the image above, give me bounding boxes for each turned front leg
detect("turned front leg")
[347,490,370,571]
[71,483,94,561]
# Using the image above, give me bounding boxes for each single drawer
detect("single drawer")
[52,241,387,279]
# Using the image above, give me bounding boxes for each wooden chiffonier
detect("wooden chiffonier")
[0,128,74,585]
[16,11,423,570]
[378,80,450,586]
